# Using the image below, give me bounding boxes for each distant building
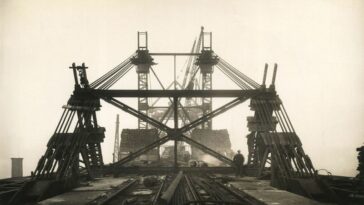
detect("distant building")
[119,129,159,161]
[191,129,234,162]
[11,158,23,178]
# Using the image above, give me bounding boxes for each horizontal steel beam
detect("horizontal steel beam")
[103,166,235,174]
[149,53,200,56]
[148,106,202,109]
[91,89,274,98]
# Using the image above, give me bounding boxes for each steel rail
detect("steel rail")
[207,176,258,204]
[184,201,247,205]
[159,171,184,205]
[87,179,137,205]
[184,175,200,202]
[152,177,166,205]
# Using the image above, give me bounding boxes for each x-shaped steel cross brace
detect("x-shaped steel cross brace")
[102,95,251,167]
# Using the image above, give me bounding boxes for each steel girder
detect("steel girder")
[201,72,212,129]
[137,73,149,129]
[100,94,259,167]
[90,89,274,98]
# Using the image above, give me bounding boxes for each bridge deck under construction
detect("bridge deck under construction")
[37,175,325,205]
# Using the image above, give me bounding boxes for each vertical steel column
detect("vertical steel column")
[173,97,178,169]
[133,32,153,129]
[197,30,216,129]
[138,72,149,129]
[201,72,212,129]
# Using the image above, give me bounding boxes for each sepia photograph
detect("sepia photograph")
[0,0,363,204]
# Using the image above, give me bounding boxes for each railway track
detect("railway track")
[87,174,171,205]
[182,174,253,205]
[87,173,257,205]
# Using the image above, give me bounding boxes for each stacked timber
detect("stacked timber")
[190,129,234,162]
[357,146,364,180]
[119,129,159,161]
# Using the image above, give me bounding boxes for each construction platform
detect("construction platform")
[36,175,328,205]
[227,177,326,205]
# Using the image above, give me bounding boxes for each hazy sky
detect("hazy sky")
[1,0,363,178]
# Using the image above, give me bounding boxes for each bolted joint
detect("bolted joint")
[195,50,219,65]
[67,91,101,110]
[131,50,155,65]
[196,50,219,74]
[168,130,182,140]
[132,50,156,73]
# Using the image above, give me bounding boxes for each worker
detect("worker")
[182,151,191,162]
[233,150,245,177]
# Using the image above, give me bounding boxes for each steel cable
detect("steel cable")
[219,59,260,88]
[218,61,255,89]
[255,101,292,178]
[100,63,134,90]
[218,58,260,88]
[90,53,135,88]
[260,101,309,177]
[98,62,132,89]
[281,104,296,133]
[216,64,251,90]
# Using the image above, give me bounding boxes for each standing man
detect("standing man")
[233,150,245,177]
